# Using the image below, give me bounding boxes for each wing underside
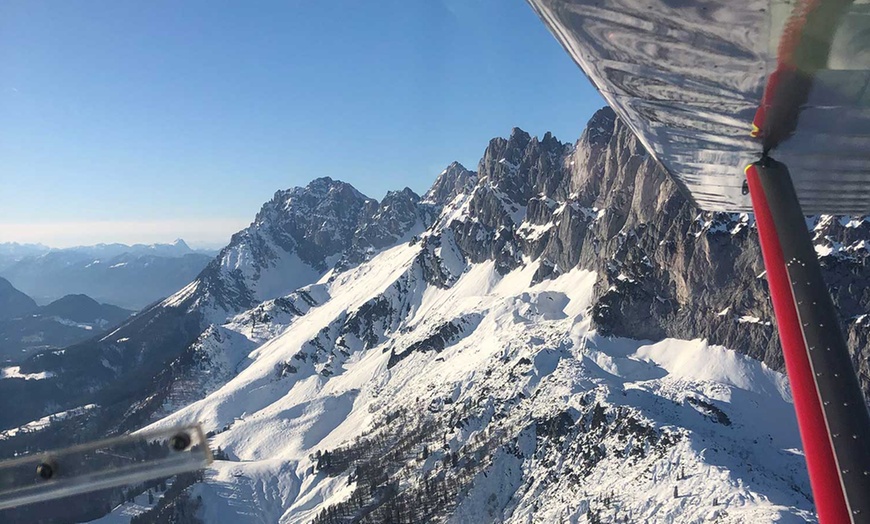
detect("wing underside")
[528,0,870,214]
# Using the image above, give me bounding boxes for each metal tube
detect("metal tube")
[747,158,870,523]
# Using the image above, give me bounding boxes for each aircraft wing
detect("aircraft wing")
[528,0,870,213]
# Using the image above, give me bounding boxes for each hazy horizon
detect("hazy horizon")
[0,219,246,250]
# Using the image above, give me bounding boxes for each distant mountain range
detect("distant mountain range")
[0,278,132,362]
[0,239,218,310]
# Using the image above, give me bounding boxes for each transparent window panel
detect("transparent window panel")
[0,424,212,510]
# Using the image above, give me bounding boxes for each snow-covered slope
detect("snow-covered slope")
[136,243,813,523]
[98,112,841,523]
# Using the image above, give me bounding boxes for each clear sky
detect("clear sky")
[1,0,603,248]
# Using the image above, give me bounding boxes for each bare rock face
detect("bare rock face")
[423,161,478,205]
[427,107,870,397]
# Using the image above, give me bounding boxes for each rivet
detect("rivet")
[36,461,55,480]
[844,403,849,407]
[170,432,192,451]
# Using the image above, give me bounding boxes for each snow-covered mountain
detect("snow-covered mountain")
[3,108,870,523]
[133,250,812,523]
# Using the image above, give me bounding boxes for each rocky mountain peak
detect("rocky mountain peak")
[268,177,370,220]
[381,187,420,205]
[358,187,422,242]
[186,177,431,317]
[508,126,532,147]
[583,106,618,147]
[423,161,478,205]
[477,127,570,203]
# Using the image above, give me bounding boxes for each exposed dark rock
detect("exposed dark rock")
[423,162,478,205]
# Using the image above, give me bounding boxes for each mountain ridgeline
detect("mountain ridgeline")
[0,277,37,320]
[0,279,133,362]
[2,108,870,522]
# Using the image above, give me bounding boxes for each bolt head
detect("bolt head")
[170,432,192,451]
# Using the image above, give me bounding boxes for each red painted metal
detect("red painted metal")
[745,163,849,523]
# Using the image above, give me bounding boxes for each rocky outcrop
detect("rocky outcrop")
[428,107,870,397]
[422,162,478,205]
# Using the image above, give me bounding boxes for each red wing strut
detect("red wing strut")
[747,159,870,522]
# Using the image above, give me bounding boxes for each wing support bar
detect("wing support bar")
[746,158,870,523]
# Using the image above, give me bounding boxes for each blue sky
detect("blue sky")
[1,0,602,247]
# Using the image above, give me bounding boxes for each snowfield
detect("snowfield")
[1,366,55,381]
[121,240,814,523]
